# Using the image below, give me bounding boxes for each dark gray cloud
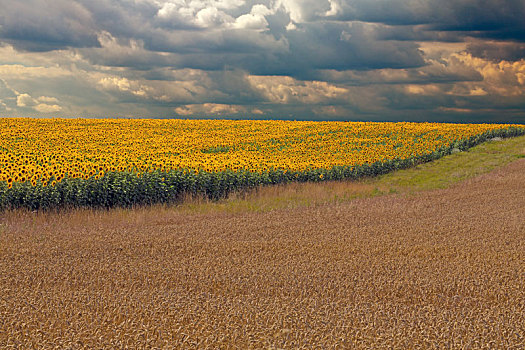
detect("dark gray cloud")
[2,0,426,72]
[0,0,100,51]
[333,0,525,41]
[0,0,524,122]
[467,40,525,61]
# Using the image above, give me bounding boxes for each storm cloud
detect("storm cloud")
[0,0,524,122]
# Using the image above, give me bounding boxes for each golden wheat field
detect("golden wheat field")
[1,152,524,348]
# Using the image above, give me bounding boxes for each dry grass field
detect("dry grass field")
[1,137,524,348]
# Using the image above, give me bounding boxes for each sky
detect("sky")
[0,0,524,123]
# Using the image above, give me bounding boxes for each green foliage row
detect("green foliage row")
[201,145,231,154]
[1,127,523,211]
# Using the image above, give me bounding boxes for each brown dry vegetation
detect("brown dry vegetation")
[1,159,525,348]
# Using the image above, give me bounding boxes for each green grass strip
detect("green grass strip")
[375,132,525,193]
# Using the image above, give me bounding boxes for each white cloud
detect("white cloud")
[325,0,342,16]
[0,46,87,93]
[285,21,297,31]
[247,75,349,104]
[16,93,38,107]
[34,103,62,113]
[0,64,72,79]
[405,84,441,95]
[446,52,525,96]
[96,72,220,103]
[274,0,332,23]
[37,96,60,103]
[233,4,272,30]
[195,7,234,27]
[16,92,62,113]
[98,76,156,98]
[276,0,305,23]
[98,76,132,92]
[251,4,272,16]
[156,2,183,19]
[156,0,242,28]
[154,0,332,29]
[233,13,267,29]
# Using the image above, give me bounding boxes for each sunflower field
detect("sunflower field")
[0,118,523,210]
